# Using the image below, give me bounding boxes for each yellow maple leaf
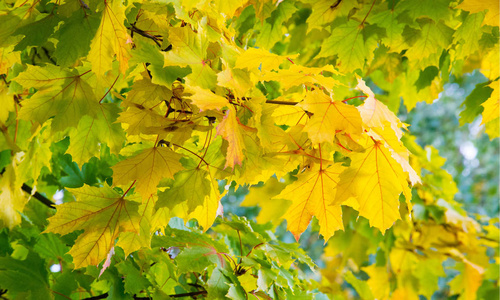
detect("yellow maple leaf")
[261,64,341,91]
[356,77,404,138]
[302,0,355,33]
[88,0,131,77]
[275,163,346,242]
[117,100,173,136]
[481,81,499,125]
[240,177,291,224]
[334,139,412,233]
[363,264,390,300]
[44,185,140,268]
[217,66,253,98]
[457,0,499,27]
[169,168,222,231]
[449,262,484,300]
[216,107,246,169]
[112,147,184,200]
[299,89,362,144]
[234,47,298,71]
[184,84,228,111]
[368,126,421,186]
[0,164,27,229]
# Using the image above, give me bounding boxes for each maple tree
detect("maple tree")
[0,0,498,299]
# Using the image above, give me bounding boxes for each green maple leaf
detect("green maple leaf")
[255,1,297,49]
[53,10,101,68]
[156,167,212,213]
[13,14,61,51]
[131,41,190,87]
[0,252,51,299]
[163,26,216,89]
[67,103,125,166]
[396,0,452,23]
[453,12,486,60]
[318,19,374,72]
[403,19,454,68]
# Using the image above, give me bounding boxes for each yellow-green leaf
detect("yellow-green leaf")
[44,185,140,268]
[216,107,246,169]
[112,147,184,200]
[88,0,131,77]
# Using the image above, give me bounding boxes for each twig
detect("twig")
[21,184,56,209]
[81,290,208,300]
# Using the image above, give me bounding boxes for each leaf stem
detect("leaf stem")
[342,95,367,103]
[99,74,120,104]
[246,243,264,257]
[360,0,377,27]
[237,230,243,264]
[172,143,211,167]
[122,180,136,198]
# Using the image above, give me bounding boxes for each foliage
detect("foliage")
[0,0,498,299]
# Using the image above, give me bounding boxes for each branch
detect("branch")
[81,290,208,300]
[128,24,163,47]
[265,100,299,106]
[21,184,55,209]
[0,167,55,209]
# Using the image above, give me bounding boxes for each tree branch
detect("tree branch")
[21,183,56,209]
[81,290,208,300]
[128,24,163,48]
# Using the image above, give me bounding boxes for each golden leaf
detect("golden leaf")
[112,147,184,200]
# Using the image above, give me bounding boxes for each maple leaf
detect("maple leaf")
[217,66,253,98]
[235,47,298,71]
[116,197,154,256]
[255,1,297,49]
[368,9,406,52]
[453,12,486,60]
[457,0,499,27]
[318,19,374,72]
[216,107,246,169]
[275,163,346,241]
[169,175,222,231]
[299,89,362,145]
[403,19,454,68]
[88,0,131,77]
[163,26,216,89]
[112,147,184,200]
[15,66,99,131]
[156,167,212,213]
[0,165,27,229]
[184,85,228,111]
[481,81,499,125]
[261,64,341,91]
[53,10,100,68]
[240,177,290,224]
[44,185,140,268]
[304,0,355,33]
[334,138,412,233]
[356,77,404,138]
[368,126,421,187]
[67,104,125,166]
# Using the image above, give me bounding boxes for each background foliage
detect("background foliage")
[0,0,498,299]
